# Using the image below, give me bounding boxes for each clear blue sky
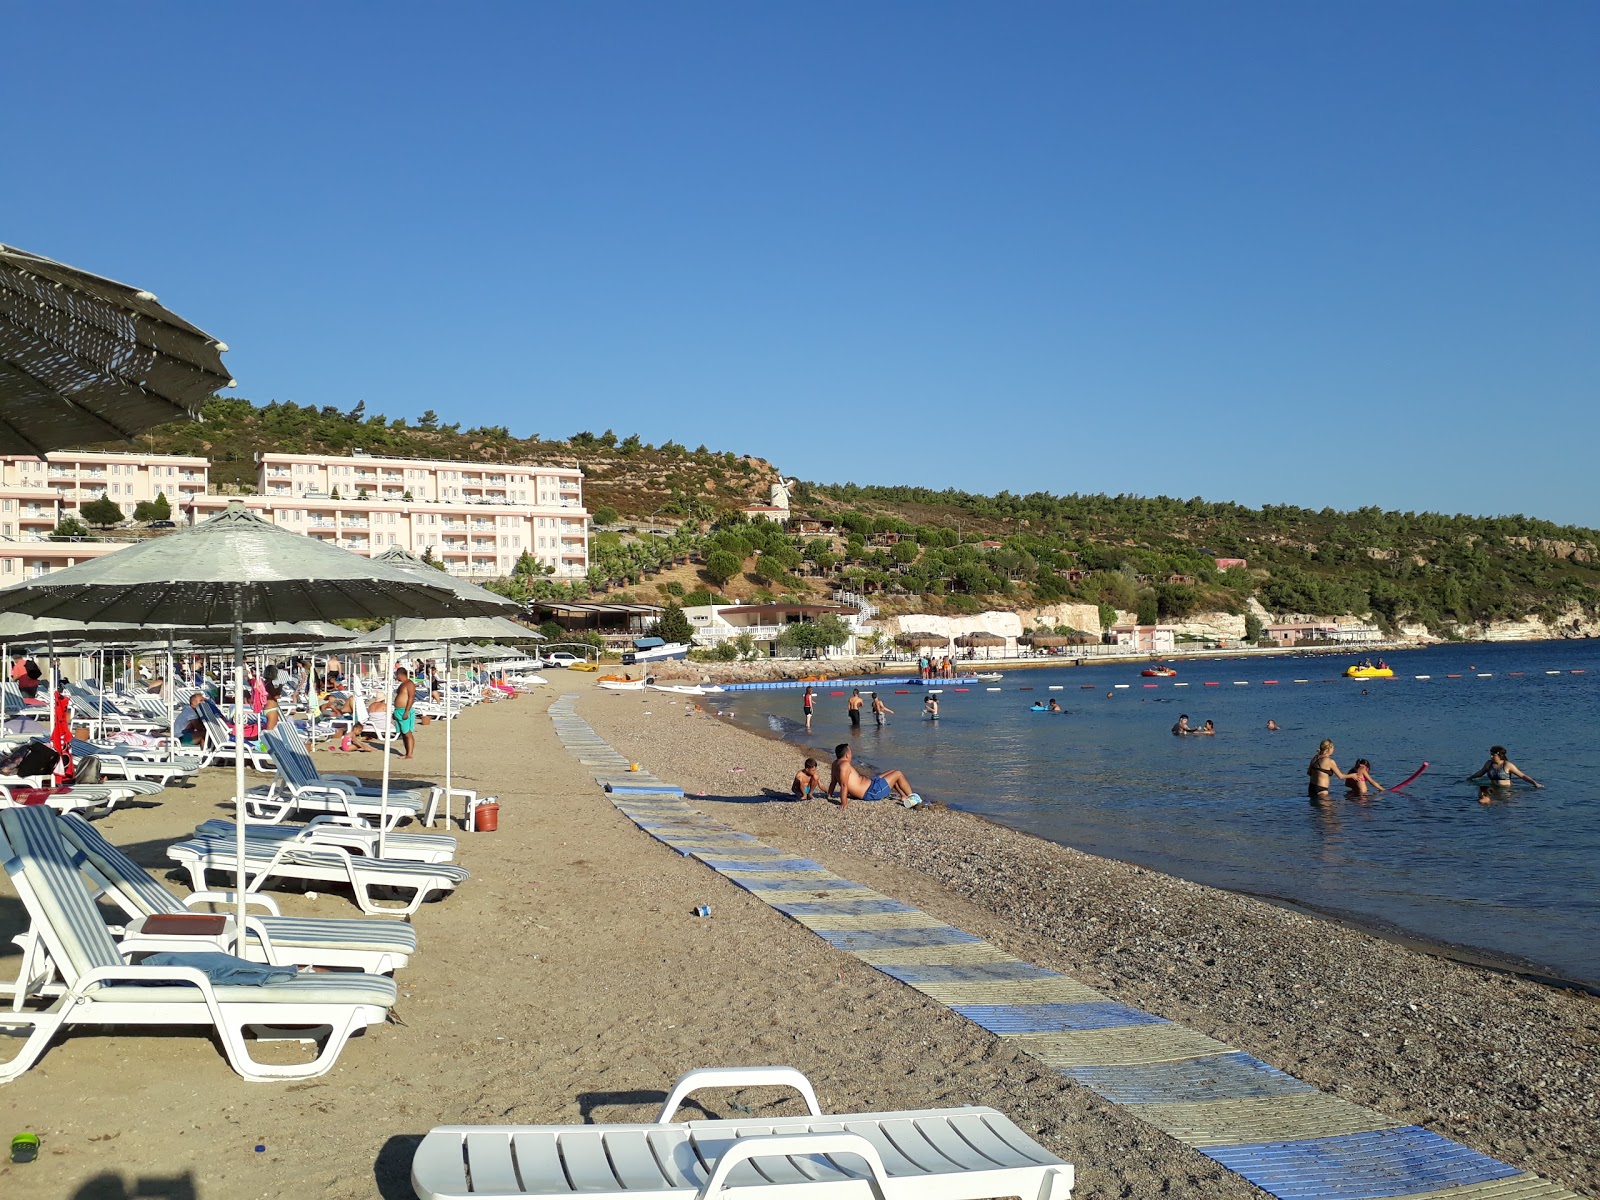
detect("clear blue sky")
[7,3,1597,524]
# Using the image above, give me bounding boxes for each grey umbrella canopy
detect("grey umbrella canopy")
[0,503,515,948]
[0,243,235,456]
[352,615,541,645]
[0,504,515,624]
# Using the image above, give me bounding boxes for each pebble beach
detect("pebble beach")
[580,677,1600,1197]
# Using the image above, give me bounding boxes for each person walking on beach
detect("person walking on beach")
[871,693,892,726]
[1308,739,1349,799]
[392,666,417,760]
[827,743,916,807]
[847,689,863,730]
[802,686,814,730]
[1467,746,1542,789]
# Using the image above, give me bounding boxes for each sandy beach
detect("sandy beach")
[0,676,1591,1199]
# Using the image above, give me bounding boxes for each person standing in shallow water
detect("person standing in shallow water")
[847,689,863,730]
[1308,739,1348,799]
[802,686,814,730]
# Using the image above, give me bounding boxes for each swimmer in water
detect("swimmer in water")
[1047,698,1062,713]
[923,695,939,719]
[1266,719,1279,731]
[1192,719,1216,736]
[1307,739,1349,800]
[1477,785,1496,805]
[1467,746,1541,789]
[1345,758,1386,797]
[1172,714,1191,736]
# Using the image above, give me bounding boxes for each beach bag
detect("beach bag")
[0,742,59,778]
[72,755,103,785]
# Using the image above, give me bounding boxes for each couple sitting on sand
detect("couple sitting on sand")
[792,745,920,808]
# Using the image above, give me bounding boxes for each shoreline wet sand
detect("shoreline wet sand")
[579,677,1599,1197]
[0,685,1257,1198]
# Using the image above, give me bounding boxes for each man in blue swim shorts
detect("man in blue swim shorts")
[392,666,418,760]
[827,743,915,808]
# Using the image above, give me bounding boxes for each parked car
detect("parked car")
[148,520,177,529]
[541,651,583,668]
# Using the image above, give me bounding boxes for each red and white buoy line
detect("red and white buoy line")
[820,668,1590,696]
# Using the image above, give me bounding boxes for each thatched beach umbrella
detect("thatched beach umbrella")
[954,630,1007,659]
[1024,633,1072,648]
[0,503,514,947]
[954,632,1005,647]
[0,243,234,454]
[896,632,949,648]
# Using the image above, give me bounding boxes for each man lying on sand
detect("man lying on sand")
[828,743,915,807]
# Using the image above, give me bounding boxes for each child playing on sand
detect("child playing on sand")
[792,758,822,800]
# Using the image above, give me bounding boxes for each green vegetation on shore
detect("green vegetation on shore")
[105,399,1600,635]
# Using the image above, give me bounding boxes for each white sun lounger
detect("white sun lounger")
[0,806,396,1083]
[412,1066,1073,1199]
[0,779,162,816]
[56,813,417,974]
[195,817,457,864]
[166,833,468,915]
[237,727,425,829]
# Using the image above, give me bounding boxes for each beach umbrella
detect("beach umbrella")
[368,547,538,827]
[0,243,234,455]
[895,632,948,647]
[0,502,514,949]
[1023,633,1071,648]
[954,631,1007,660]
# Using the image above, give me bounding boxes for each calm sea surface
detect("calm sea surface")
[719,640,1600,988]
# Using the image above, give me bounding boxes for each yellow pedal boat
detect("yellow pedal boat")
[1344,665,1394,678]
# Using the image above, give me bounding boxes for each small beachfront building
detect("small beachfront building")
[1110,624,1178,654]
[682,602,865,658]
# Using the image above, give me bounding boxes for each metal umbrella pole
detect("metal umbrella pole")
[444,638,454,829]
[232,601,250,956]
[379,623,397,858]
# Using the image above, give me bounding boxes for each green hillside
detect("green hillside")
[108,396,783,520]
[801,483,1600,633]
[100,399,1600,634]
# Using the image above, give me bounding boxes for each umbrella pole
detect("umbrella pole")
[233,609,249,957]
[379,625,396,857]
[46,632,55,751]
[166,632,177,759]
[444,638,454,830]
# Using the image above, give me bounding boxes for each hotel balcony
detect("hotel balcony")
[440,520,467,531]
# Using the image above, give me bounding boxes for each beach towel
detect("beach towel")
[141,952,300,986]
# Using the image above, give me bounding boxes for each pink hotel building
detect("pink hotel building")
[0,449,589,582]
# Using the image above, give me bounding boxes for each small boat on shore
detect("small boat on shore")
[598,675,651,691]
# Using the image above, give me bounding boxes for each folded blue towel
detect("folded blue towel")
[142,952,299,986]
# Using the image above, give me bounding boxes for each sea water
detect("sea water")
[720,640,1600,988]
